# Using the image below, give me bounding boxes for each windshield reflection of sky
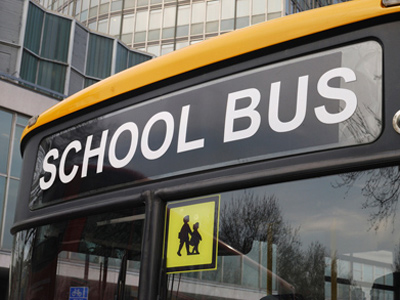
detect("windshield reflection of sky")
[221,169,400,263]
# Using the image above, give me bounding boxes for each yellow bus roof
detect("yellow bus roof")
[22,0,400,141]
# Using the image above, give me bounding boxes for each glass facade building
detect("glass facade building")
[33,0,344,57]
[20,1,153,96]
[0,1,152,297]
[0,0,153,258]
[0,110,28,251]
[0,102,32,299]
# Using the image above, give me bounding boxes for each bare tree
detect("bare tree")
[334,167,400,230]
[219,192,283,254]
[218,191,327,300]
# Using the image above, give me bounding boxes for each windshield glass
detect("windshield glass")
[164,167,400,300]
[10,207,144,300]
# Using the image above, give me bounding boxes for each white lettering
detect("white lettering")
[141,112,174,160]
[315,67,357,124]
[269,75,309,132]
[177,105,205,153]
[81,130,109,177]
[108,122,139,168]
[224,88,261,143]
[38,65,362,192]
[39,149,59,190]
[59,140,81,184]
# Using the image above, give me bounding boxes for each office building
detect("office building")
[21,1,153,96]
[0,1,153,297]
[34,0,344,56]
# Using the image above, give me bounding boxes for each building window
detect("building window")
[122,14,135,34]
[252,0,266,24]
[221,0,234,31]
[24,3,45,54]
[98,19,108,33]
[137,0,149,7]
[21,3,71,95]
[162,6,176,39]
[69,69,85,95]
[110,15,122,36]
[86,34,113,79]
[191,2,205,35]
[82,0,89,11]
[236,0,250,29]
[149,10,162,41]
[37,60,67,93]
[147,44,160,56]
[80,9,88,21]
[0,111,12,175]
[111,0,123,11]
[85,77,99,88]
[115,43,129,73]
[206,1,219,33]
[88,21,97,30]
[99,2,109,14]
[75,0,82,15]
[124,0,135,8]
[71,24,89,73]
[20,51,39,84]
[161,44,174,55]
[0,109,28,249]
[177,5,190,37]
[128,51,152,67]
[20,0,153,98]
[268,0,283,19]
[89,6,98,18]
[41,14,71,62]
[135,10,148,42]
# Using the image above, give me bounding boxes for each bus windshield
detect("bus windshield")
[164,166,400,300]
[11,167,400,299]
[11,208,144,299]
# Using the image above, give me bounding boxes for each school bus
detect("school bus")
[9,0,400,299]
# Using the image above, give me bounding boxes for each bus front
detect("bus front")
[9,0,400,299]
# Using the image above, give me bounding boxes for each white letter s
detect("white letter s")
[315,67,357,124]
[39,148,59,190]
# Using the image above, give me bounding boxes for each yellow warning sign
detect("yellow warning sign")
[164,195,220,274]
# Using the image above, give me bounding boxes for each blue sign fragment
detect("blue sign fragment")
[69,287,88,300]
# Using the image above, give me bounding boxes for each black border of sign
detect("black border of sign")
[164,195,220,274]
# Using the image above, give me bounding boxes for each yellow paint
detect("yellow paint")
[165,197,220,273]
[22,0,400,142]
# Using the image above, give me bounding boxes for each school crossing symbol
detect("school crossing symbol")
[164,195,220,274]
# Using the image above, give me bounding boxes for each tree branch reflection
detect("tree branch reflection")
[218,191,327,299]
[334,167,400,230]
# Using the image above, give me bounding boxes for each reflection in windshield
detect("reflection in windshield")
[334,167,400,231]
[10,209,144,300]
[167,167,400,300]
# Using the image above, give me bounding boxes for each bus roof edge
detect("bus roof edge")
[21,0,397,143]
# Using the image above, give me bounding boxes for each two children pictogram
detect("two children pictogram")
[177,215,202,256]
[165,196,219,273]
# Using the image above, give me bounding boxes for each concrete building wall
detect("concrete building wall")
[0,0,24,76]
[0,80,59,117]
